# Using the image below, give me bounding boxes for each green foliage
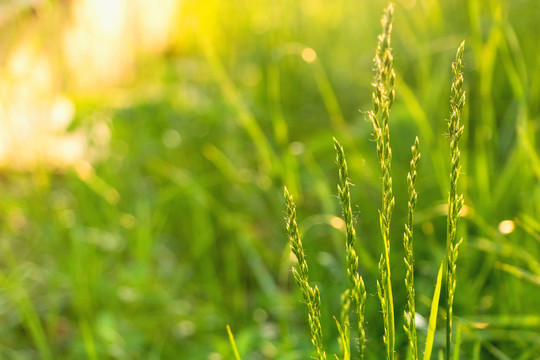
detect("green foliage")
[1,1,540,359]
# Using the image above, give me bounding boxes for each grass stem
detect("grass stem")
[284,187,327,360]
[445,41,466,360]
[226,324,242,360]
[334,138,367,359]
[404,137,420,360]
[368,4,396,359]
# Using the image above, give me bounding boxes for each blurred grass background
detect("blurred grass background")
[0,0,539,359]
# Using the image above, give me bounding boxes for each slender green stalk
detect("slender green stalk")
[368,4,396,359]
[453,323,462,360]
[226,325,242,360]
[284,187,327,360]
[423,263,444,360]
[334,138,367,359]
[445,41,466,360]
[337,290,351,360]
[79,319,98,360]
[404,137,420,360]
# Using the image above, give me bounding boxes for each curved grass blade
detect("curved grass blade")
[227,324,242,360]
[453,323,461,360]
[334,316,351,360]
[423,262,444,360]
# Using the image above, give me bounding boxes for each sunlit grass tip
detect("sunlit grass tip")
[226,324,242,360]
[403,136,420,360]
[334,138,367,359]
[368,4,396,359]
[445,40,466,360]
[284,187,327,360]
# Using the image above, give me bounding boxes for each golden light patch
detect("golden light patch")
[301,47,317,63]
[330,216,345,231]
[498,220,515,234]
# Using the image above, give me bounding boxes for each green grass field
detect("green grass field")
[1,0,539,359]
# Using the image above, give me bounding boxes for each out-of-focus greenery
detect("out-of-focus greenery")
[0,0,539,359]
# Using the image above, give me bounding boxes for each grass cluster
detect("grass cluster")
[281,5,468,359]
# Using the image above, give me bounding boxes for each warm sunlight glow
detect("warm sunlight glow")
[63,0,134,88]
[137,0,181,53]
[64,0,183,88]
[0,0,183,169]
[0,44,88,169]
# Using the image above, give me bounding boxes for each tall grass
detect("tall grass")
[2,0,540,358]
[283,4,469,359]
[284,187,326,360]
[445,40,466,360]
[368,5,397,359]
[334,138,366,359]
[403,136,420,360]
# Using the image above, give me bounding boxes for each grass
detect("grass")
[283,6,467,359]
[445,40,466,360]
[368,6,397,359]
[403,136,420,360]
[284,186,326,360]
[0,0,539,359]
[334,137,366,359]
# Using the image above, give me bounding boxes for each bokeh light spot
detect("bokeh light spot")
[301,47,317,63]
[162,129,182,148]
[289,141,305,155]
[498,220,515,234]
[330,216,345,230]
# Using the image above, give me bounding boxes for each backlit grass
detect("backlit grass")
[0,1,539,359]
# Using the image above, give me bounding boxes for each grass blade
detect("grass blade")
[226,324,242,360]
[472,341,481,360]
[423,262,444,360]
[453,323,461,360]
[334,315,351,360]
